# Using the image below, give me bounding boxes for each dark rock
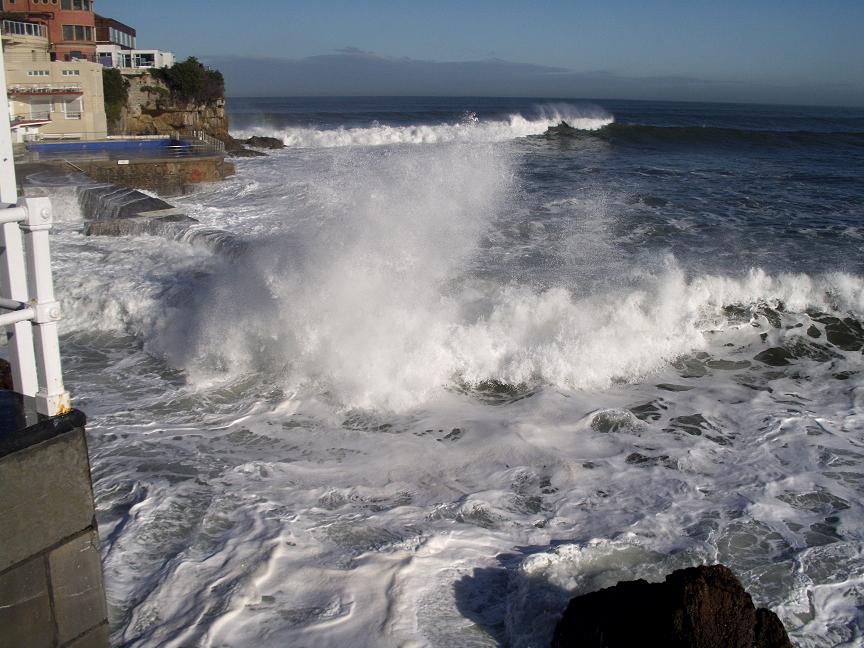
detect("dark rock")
[245,136,286,150]
[806,325,821,338]
[825,318,864,351]
[552,564,793,648]
[0,358,13,390]
[227,147,268,158]
[754,347,793,366]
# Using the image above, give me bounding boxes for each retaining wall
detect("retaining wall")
[0,405,108,648]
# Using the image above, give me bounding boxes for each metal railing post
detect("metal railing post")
[0,218,38,396]
[20,197,70,415]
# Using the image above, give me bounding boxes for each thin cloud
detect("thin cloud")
[205,49,864,106]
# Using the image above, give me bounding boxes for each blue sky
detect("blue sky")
[104,0,864,105]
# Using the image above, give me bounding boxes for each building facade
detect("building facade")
[94,14,173,71]
[0,0,96,62]
[2,15,105,140]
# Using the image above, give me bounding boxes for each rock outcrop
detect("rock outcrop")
[244,136,285,150]
[112,72,230,142]
[552,564,793,648]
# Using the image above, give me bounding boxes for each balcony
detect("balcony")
[1,19,48,41]
[10,112,52,128]
[8,84,83,96]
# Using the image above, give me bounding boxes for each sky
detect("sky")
[104,0,864,105]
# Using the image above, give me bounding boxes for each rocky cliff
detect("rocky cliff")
[110,72,231,143]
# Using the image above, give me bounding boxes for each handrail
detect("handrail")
[0,198,71,415]
[0,44,71,417]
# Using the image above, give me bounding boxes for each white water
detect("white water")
[234,108,613,148]
[21,131,864,647]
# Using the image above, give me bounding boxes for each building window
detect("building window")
[63,24,92,41]
[63,96,83,120]
[61,69,80,76]
[27,70,50,76]
[61,0,70,8]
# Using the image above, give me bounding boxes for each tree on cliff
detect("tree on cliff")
[103,68,130,133]
[152,57,224,105]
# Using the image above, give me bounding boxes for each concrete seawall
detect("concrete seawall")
[0,403,109,648]
[71,155,234,197]
[78,184,246,257]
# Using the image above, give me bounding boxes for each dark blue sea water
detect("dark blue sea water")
[229,97,864,279]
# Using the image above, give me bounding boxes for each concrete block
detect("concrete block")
[49,530,108,645]
[0,556,54,648]
[62,621,110,648]
[0,429,95,571]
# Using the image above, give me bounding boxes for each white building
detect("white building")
[96,44,175,71]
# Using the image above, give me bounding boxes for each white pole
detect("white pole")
[0,221,38,396]
[21,196,70,416]
[0,40,17,204]
[0,35,39,397]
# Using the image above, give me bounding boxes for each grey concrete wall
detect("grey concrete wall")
[0,422,109,648]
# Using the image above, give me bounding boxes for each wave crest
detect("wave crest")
[233,108,614,148]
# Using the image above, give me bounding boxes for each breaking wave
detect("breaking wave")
[233,107,613,148]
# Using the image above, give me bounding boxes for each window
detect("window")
[74,25,84,40]
[61,0,70,8]
[31,97,53,119]
[72,0,82,8]
[85,26,92,40]
[63,96,83,120]
[28,70,49,76]
[61,69,80,76]
[62,25,73,40]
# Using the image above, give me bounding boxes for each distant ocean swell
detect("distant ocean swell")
[231,108,614,147]
[233,114,864,150]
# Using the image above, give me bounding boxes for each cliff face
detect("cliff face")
[111,72,231,143]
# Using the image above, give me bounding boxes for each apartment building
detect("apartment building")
[0,0,96,61]
[1,14,105,140]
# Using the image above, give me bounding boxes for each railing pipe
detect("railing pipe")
[0,220,38,397]
[20,197,70,415]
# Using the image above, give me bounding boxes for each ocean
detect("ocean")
[37,97,864,646]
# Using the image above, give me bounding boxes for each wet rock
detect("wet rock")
[245,135,286,149]
[228,147,268,158]
[629,399,667,422]
[552,564,793,648]
[722,304,751,324]
[806,325,822,338]
[825,318,864,351]
[754,347,793,366]
[756,304,783,329]
[591,410,643,434]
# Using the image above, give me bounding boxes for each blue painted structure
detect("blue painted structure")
[27,139,192,153]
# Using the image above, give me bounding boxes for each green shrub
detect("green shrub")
[151,57,224,105]
[102,67,129,129]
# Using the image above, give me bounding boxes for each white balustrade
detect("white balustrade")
[0,41,71,416]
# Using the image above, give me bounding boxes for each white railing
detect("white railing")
[189,129,225,153]
[0,199,71,416]
[1,20,48,39]
[8,83,83,94]
[11,111,51,124]
[0,37,70,417]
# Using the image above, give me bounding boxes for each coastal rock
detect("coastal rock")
[244,136,286,149]
[551,564,793,648]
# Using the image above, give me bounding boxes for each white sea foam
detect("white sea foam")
[233,108,613,148]
[30,131,864,647]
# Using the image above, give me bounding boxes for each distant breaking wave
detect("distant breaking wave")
[232,109,614,148]
[547,122,864,149]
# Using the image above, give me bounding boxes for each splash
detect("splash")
[233,107,613,148]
